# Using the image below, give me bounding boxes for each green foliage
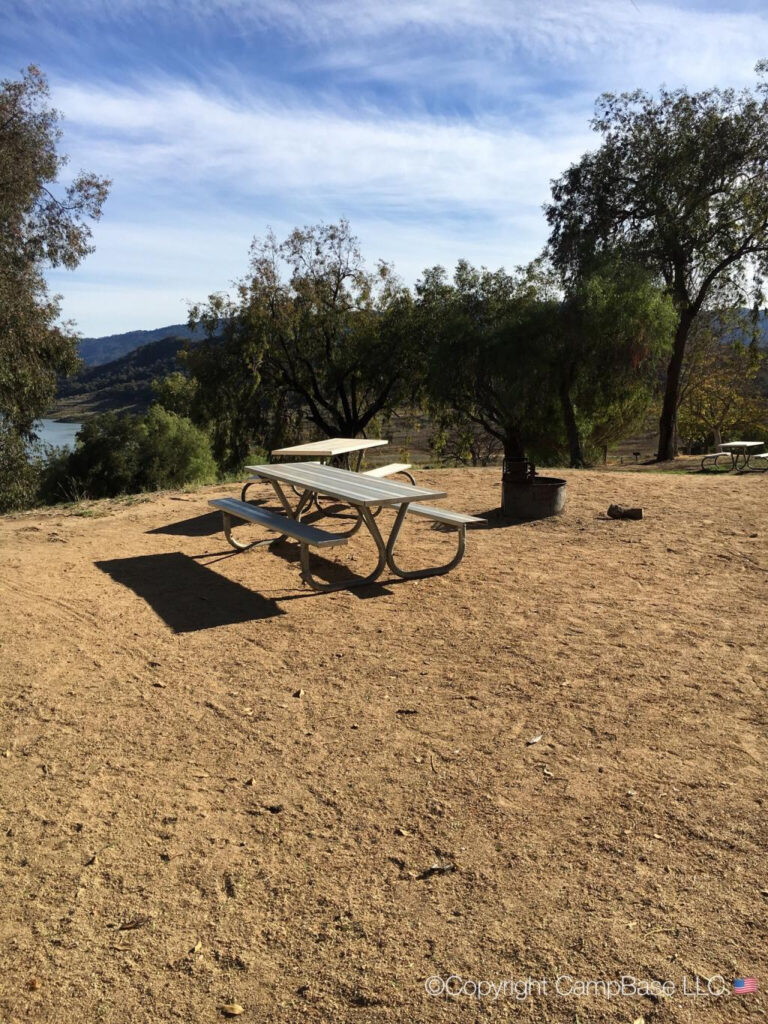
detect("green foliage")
[188,220,422,465]
[558,261,676,465]
[64,412,145,499]
[417,260,566,462]
[0,65,109,509]
[152,371,198,418]
[0,427,42,512]
[547,66,768,459]
[139,406,217,490]
[40,408,217,504]
[180,306,269,472]
[678,316,768,448]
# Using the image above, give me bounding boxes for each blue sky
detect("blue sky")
[4,0,768,336]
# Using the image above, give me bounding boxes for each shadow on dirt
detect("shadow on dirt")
[96,552,285,631]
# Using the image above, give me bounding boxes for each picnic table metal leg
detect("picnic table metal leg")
[223,482,314,552]
[221,510,286,552]
[384,503,468,579]
[298,504,387,592]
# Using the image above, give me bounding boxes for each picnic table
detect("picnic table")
[209,462,483,592]
[708,440,765,471]
[271,437,388,471]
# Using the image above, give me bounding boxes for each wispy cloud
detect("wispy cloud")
[6,0,768,333]
[55,81,592,212]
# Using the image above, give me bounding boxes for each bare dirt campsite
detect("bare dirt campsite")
[0,468,766,1023]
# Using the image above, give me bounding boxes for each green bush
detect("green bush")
[0,426,41,513]
[39,408,217,504]
[137,406,217,490]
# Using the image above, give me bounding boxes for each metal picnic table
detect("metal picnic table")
[716,441,765,471]
[223,461,481,590]
[271,437,388,472]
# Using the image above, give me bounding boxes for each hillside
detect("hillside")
[54,334,195,419]
[78,323,204,367]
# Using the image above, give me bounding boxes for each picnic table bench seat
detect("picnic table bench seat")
[362,462,415,484]
[701,452,731,469]
[209,497,348,551]
[406,503,484,526]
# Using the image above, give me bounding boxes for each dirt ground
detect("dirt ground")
[0,467,766,1024]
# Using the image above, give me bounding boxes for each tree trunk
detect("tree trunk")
[712,426,722,449]
[655,307,696,460]
[559,382,584,468]
[503,437,525,461]
[657,311,695,462]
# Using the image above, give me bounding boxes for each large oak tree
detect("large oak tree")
[546,67,768,461]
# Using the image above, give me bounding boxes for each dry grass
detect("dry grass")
[0,467,766,1023]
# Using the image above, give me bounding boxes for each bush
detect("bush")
[0,426,41,512]
[66,412,145,499]
[137,406,217,490]
[39,408,217,504]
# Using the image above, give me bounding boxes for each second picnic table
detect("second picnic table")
[271,436,388,471]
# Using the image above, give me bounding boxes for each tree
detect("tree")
[416,260,565,464]
[557,262,675,466]
[678,313,768,449]
[179,305,280,471]
[0,65,109,510]
[190,221,420,452]
[546,67,768,461]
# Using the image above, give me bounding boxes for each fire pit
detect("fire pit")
[501,458,566,520]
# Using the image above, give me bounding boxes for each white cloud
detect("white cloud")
[55,80,592,211]
[22,0,768,333]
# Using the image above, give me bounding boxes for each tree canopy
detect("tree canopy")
[0,65,109,510]
[547,67,768,460]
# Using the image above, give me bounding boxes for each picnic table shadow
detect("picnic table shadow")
[95,552,285,632]
[147,510,227,538]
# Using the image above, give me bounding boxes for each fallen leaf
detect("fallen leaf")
[190,940,202,953]
[633,1017,645,1024]
[395,827,410,836]
[293,689,304,698]
[220,1004,245,1017]
[527,734,543,746]
[244,778,256,787]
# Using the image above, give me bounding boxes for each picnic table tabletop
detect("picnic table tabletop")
[718,440,765,451]
[245,461,445,507]
[271,437,388,458]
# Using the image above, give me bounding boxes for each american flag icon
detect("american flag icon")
[733,978,758,994]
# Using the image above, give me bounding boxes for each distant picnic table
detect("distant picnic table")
[271,437,388,472]
[702,441,766,471]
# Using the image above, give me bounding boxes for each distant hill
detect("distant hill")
[78,323,204,367]
[55,334,197,419]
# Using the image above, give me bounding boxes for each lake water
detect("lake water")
[35,419,83,451]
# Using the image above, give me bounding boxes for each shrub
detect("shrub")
[137,406,217,490]
[39,408,217,504]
